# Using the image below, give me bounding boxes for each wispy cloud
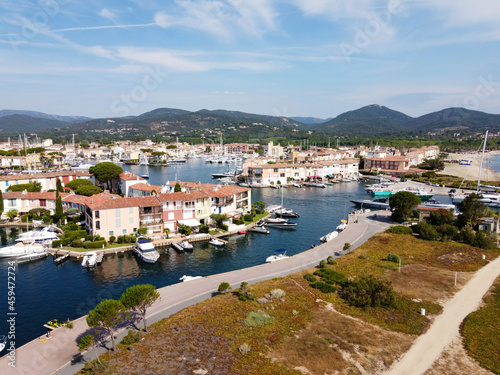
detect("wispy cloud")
[99,8,118,23]
[154,0,278,40]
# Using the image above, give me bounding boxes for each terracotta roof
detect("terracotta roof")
[119,171,145,181]
[0,170,91,181]
[157,191,208,202]
[3,191,57,200]
[129,183,162,192]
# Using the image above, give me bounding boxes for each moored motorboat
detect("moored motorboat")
[265,249,289,263]
[179,275,203,282]
[209,238,225,246]
[0,241,45,258]
[54,252,70,265]
[16,226,60,245]
[320,230,339,242]
[17,247,48,263]
[180,241,194,250]
[249,225,270,234]
[237,230,247,234]
[81,251,97,268]
[350,199,390,210]
[171,242,184,252]
[133,237,160,264]
[266,221,297,229]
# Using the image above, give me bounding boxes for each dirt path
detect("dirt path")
[385,255,500,375]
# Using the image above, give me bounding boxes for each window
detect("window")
[116,218,121,227]
[129,217,134,224]
[96,221,100,229]
[122,228,127,234]
[95,211,100,219]
[129,207,133,214]
[108,230,114,237]
[115,209,121,217]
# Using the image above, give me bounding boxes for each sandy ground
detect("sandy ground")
[443,151,500,182]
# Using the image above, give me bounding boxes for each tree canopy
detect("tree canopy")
[120,284,160,332]
[89,162,123,191]
[86,299,125,351]
[389,191,421,223]
[65,178,93,190]
[457,193,489,229]
[75,185,103,196]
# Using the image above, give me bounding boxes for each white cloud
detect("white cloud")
[116,47,207,72]
[154,0,277,40]
[99,8,117,22]
[418,0,500,26]
[292,0,375,20]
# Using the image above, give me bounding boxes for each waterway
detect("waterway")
[0,158,444,348]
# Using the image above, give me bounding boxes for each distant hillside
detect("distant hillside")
[314,105,413,136]
[0,114,68,133]
[406,107,500,132]
[0,109,91,123]
[135,108,191,120]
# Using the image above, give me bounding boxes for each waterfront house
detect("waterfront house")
[128,182,162,197]
[2,191,59,217]
[157,190,209,233]
[118,171,146,197]
[0,170,93,193]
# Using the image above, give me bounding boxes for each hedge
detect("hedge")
[310,281,338,293]
[83,240,106,249]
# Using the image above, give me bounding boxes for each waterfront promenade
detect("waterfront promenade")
[1,210,393,375]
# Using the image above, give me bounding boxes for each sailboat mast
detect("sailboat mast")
[477,130,489,193]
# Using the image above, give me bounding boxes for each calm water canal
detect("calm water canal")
[1,158,376,347]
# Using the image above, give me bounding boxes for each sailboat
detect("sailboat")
[170,137,187,163]
[451,131,500,207]
[274,188,300,219]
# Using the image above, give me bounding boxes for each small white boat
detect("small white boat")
[249,225,270,234]
[336,223,347,231]
[292,183,303,188]
[320,231,339,243]
[71,163,94,171]
[0,241,45,258]
[81,252,97,268]
[134,237,160,264]
[179,275,202,282]
[265,217,288,224]
[308,182,326,188]
[209,238,225,247]
[265,249,289,263]
[180,241,194,250]
[171,242,184,252]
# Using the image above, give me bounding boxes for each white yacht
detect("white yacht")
[209,238,225,247]
[180,241,194,250]
[17,246,48,263]
[265,249,289,263]
[0,241,45,258]
[133,237,160,264]
[16,226,60,245]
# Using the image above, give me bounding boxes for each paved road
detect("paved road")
[386,255,500,375]
[0,210,392,375]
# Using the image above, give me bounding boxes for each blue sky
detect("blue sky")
[1,0,500,119]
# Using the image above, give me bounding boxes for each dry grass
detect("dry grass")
[424,337,495,375]
[383,264,473,304]
[270,304,414,375]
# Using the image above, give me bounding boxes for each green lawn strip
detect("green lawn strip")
[460,279,500,374]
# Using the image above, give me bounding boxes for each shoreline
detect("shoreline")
[443,150,500,182]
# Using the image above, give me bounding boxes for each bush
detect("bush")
[270,289,286,299]
[108,236,116,244]
[327,256,336,265]
[71,239,84,248]
[120,330,141,346]
[313,268,348,286]
[244,311,274,327]
[318,259,326,268]
[243,214,253,222]
[51,240,62,248]
[436,224,459,241]
[311,281,338,293]
[84,240,106,249]
[460,227,476,245]
[473,230,496,250]
[412,222,439,241]
[343,242,351,250]
[233,218,244,225]
[220,224,228,231]
[342,275,395,308]
[386,225,413,235]
[218,282,231,294]
[387,253,400,263]
[303,273,317,282]
[199,224,210,234]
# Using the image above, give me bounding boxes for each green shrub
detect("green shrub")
[243,311,274,327]
[318,259,326,268]
[412,222,439,241]
[71,239,84,248]
[303,273,317,282]
[313,268,348,286]
[387,253,400,263]
[310,281,338,293]
[220,224,228,231]
[108,236,116,244]
[342,275,395,308]
[343,242,351,250]
[218,282,231,294]
[199,224,210,234]
[327,256,336,265]
[473,230,496,250]
[84,240,106,249]
[436,224,459,241]
[51,240,62,248]
[120,330,141,346]
[385,225,413,235]
[243,214,253,222]
[233,218,244,225]
[460,227,475,245]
